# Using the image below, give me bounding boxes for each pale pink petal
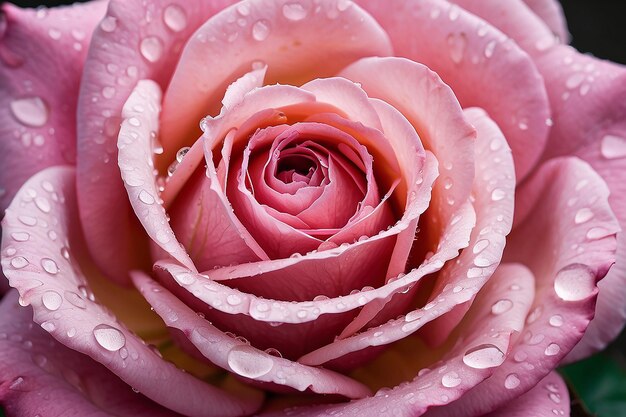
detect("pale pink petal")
[159,0,392,167]
[521,0,570,42]
[0,291,180,417]
[426,157,619,417]
[263,263,534,417]
[0,1,106,211]
[482,372,570,417]
[353,0,550,182]
[76,0,232,283]
[117,80,195,271]
[1,167,262,417]
[421,107,515,346]
[133,271,371,399]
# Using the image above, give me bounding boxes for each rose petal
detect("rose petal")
[421,107,515,346]
[132,271,371,399]
[0,291,178,417]
[425,157,619,417]
[0,167,262,417]
[76,0,232,284]
[159,0,393,169]
[0,1,106,212]
[117,79,196,271]
[521,0,570,42]
[261,263,534,417]
[482,372,570,417]
[354,0,550,182]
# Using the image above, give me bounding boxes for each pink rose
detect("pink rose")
[1,0,625,416]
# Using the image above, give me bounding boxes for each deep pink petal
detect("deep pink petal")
[421,107,515,346]
[1,167,262,417]
[354,0,550,182]
[76,0,232,283]
[426,157,619,417]
[0,1,106,211]
[482,372,570,417]
[0,291,181,417]
[262,263,534,417]
[133,271,371,399]
[159,0,392,167]
[117,80,196,271]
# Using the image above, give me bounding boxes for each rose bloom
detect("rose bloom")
[1,0,625,416]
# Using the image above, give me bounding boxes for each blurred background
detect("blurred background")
[2,0,626,416]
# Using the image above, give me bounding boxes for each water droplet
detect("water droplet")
[462,344,505,369]
[544,343,560,356]
[600,134,626,159]
[554,264,595,301]
[430,9,441,19]
[283,2,308,21]
[484,40,497,58]
[67,327,77,337]
[586,227,611,240]
[163,4,187,32]
[41,258,59,274]
[448,5,460,21]
[41,290,62,311]
[441,371,461,388]
[474,257,493,267]
[446,32,466,64]
[491,299,513,315]
[472,239,489,254]
[11,232,30,242]
[237,3,250,15]
[574,208,593,224]
[93,324,126,351]
[140,36,163,63]
[100,16,117,32]
[10,97,49,127]
[252,20,270,41]
[491,188,506,201]
[34,196,51,213]
[227,344,273,378]
[566,73,585,89]
[41,321,56,332]
[174,272,195,285]
[11,256,29,269]
[48,28,61,40]
[227,294,242,306]
[138,190,155,205]
[504,373,520,389]
[102,86,116,99]
[549,315,563,327]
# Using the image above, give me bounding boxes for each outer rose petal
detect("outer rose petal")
[426,157,619,417]
[1,167,262,417]
[483,372,570,417]
[262,263,534,417]
[521,0,569,42]
[0,291,179,417]
[353,0,551,182]
[0,1,106,212]
[76,0,234,284]
[159,0,393,169]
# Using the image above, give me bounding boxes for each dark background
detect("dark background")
[1,1,626,416]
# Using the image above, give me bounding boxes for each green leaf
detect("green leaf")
[560,351,626,417]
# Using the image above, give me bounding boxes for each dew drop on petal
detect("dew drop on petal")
[544,343,561,356]
[163,4,187,32]
[554,264,596,301]
[491,299,513,315]
[138,190,155,205]
[140,36,163,63]
[446,32,466,64]
[491,188,506,201]
[549,315,563,327]
[10,97,49,127]
[41,258,59,275]
[282,2,308,21]
[252,20,270,41]
[227,344,273,378]
[11,232,30,242]
[484,40,496,58]
[100,16,117,32]
[574,208,594,224]
[93,324,126,351]
[11,256,29,269]
[600,134,626,159]
[441,371,461,388]
[504,373,520,389]
[41,290,62,311]
[462,344,505,369]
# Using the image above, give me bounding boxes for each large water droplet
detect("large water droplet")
[11,256,29,269]
[140,36,163,63]
[544,343,560,356]
[41,258,59,274]
[574,208,593,224]
[11,232,30,242]
[565,73,585,89]
[163,4,187,32]
[554,264,595,301]
[446,32,466,64]
[10,97,49,127]
[93,324,126,351]
[42,290,62,311]
[491,299,513,315]
[549,315,563,327]
[138,190,155,205]
[600,134,626,159]
[491,188,506,201]
[100,16,117,32]
[462,344,505,369]
[282,2,308,21]
[252,20,270,41]
[227,344,273,378]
